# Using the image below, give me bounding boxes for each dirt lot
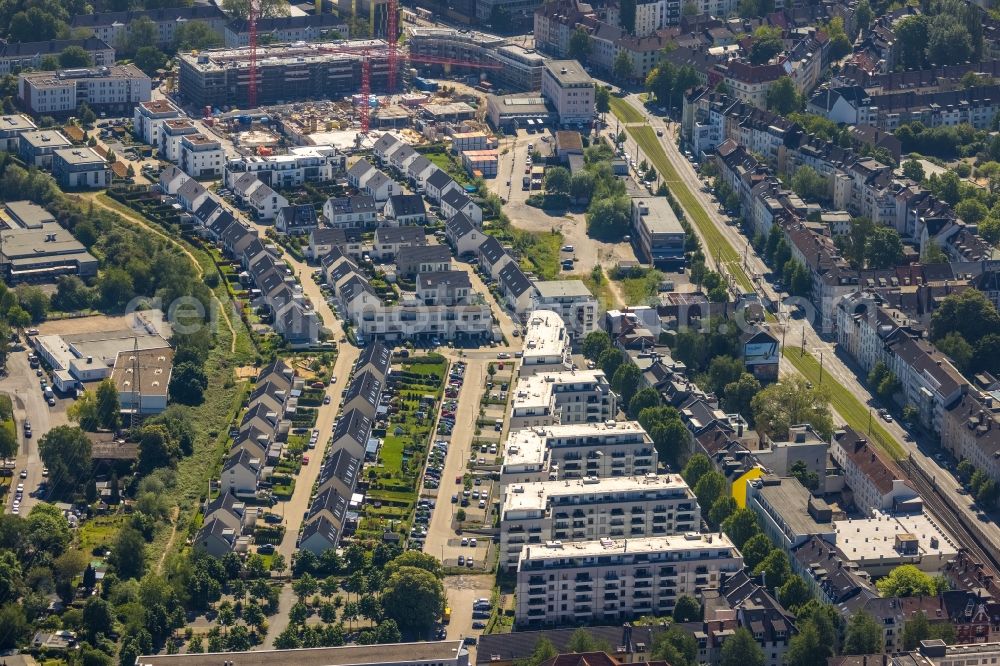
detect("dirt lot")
[36,314,138,336]
[489,128,639,284]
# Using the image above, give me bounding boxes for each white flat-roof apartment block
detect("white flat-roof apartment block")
[511,370,616,430]
[0,37,114,75]
[133,99,183,146]
[515,533,743,626]
[52,147,110,189]
[531,280,598,340]
[223,145,345,189]
[0,114,35,152]
[541,60,595,126]
[500,474,700,570]
[18,64,151,116]
[180,133,225,178]
[520,310,572,376]
[631,197,685,268]
[501,421,658,485]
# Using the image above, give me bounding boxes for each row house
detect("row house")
[223,145,345,190]
[195,491,256,557]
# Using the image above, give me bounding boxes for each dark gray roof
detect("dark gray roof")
[177,178,206,201]
[478,235,509,266]
[403,244,451,264]
[299,514,340,549]
[418,270,471,290]
[71,6,223,28]
[476,626,668,665]
[194,196,221,222]
[0,37,112,57]
[228,12,346,32]
[356,340,391,379]
[446,212,476,238]
[326,195,376,216]
[374,225,425,245]
[307,485,348,524]
[278,204,317,227]
[343,369,382,414]
[387,193,426,218]
[312,227,347,247]
[441,188,472,209]
[407,155,433,176]
[318,447,362,496]
[426,168,453,190]
[331,408,372,455]
[499,261,532,297]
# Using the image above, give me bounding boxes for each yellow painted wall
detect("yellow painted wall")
[731,466,764,508]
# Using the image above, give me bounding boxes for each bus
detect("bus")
[442,607,451,624]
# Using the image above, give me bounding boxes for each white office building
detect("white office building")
[541,60,595,126]
[500,474,700,570]
[515,533,743,626]
[501,421,658,486]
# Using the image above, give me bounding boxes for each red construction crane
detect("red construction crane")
[248,0,258,108]
[360,50,372,133]
[387,0,399,93]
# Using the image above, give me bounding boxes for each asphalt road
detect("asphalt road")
[0,347,70,514]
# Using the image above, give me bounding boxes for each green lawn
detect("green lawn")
[607,105,755,293]
[609,96,644,124]
[76,515,126,555]
[783,347,904,460]
[619,269,662,306]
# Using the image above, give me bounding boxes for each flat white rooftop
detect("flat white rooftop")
[522,309,569,358]
[512,369,607,411]
[503,421,649,469]
[519,532,736,563]
[534,279,595,299]
[833,510,958,563]
[503,473,692,513]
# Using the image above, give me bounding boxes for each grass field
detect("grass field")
[783,347,904,460]
[609,96,644,124]
[619,269,662,305]
[607,102,756,293]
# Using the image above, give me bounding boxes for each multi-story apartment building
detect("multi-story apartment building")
[18,65,151,117]
[510,370,616,429]
[501,421,658,485]
[71,6,227,48]
[178,40,389,109]
[52,147,110,189]
[223,146,345,189]
[0,38,114,75]
[179,133,225,178]
[519,310,572,377]
[225,14,349,47]
[404,27,546,91]
[500,474,700,570]
[515,533,743,626]
[531,280,598,341]
[133,99,183,147]
[631,197,686,268]
[830,428,919,515]
[942,391,1000,488]
[18,129,71,169]
[541,60,595,127]
[0,114,35,152]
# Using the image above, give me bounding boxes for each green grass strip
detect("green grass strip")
[608,96,645,124]
[783,347,904,460]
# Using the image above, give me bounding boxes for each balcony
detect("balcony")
[528,587,546,595]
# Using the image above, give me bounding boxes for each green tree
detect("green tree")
[708,496,737,528]
[222,0,291,19]
[693,471,726,515]
[595,85,611,115]
[786,622,825,666]
[613,51,635,84]
[751,377,834,440]
[864,226,904,269]
[753,549,791,593]
[0,419,15,460]
[59,45,93,68]
[544,166,571,194]
[777,574,810,611]
[521,638,557,666]
[931,289,1000,345]
[628,387,660,419]
[380,566,445,633]
[109,526,146,580]
[0,551,22,604]
[876,565,949,597]
[721,508,761,550]
[741,533,774,570]
[928,13,973,66]
[568,27,592,62]
[0,604,28,650]
[587,195,631,240]
[598,347,624,377]
[611,363,642,406]
[766,76,800,114]
[896,15,929,69]
[720,628,765,666]
[567,628,609,653]
[789,460,820,491]
[137,424,177,474]
[672,595,701,622]
[651,626,698,666]
[582,331,612,360]
[749,26,783,65]
[843,611,883,655]
[855,0,873,34]
[169,362,208,405]
[384,551,443,579]
[96,378,121,431]
[82,597,115,640]
[134,46,168,76]
[39,425,92,494]
[706,356,745,396]
[825,16,851,59]
[902,158,925,182]
[174,20,223,51]
[791,165,828,202]
[723,373,760,420]
[682,453,712,488]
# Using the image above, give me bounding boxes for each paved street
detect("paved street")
[0,347,69,513]
[443,573,495,648]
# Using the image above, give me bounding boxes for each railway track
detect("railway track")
[901,456,1000,579]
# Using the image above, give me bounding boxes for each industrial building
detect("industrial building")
[0,201,97,283]
[18,65,151,117]
[177,40,389,109]
[500,474,700,569]
[501,421,658,485]
[112,347,175,415]
[515,534,743,625]
[630,196,686,268]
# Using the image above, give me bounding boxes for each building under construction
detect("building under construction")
[177,40,390,110]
